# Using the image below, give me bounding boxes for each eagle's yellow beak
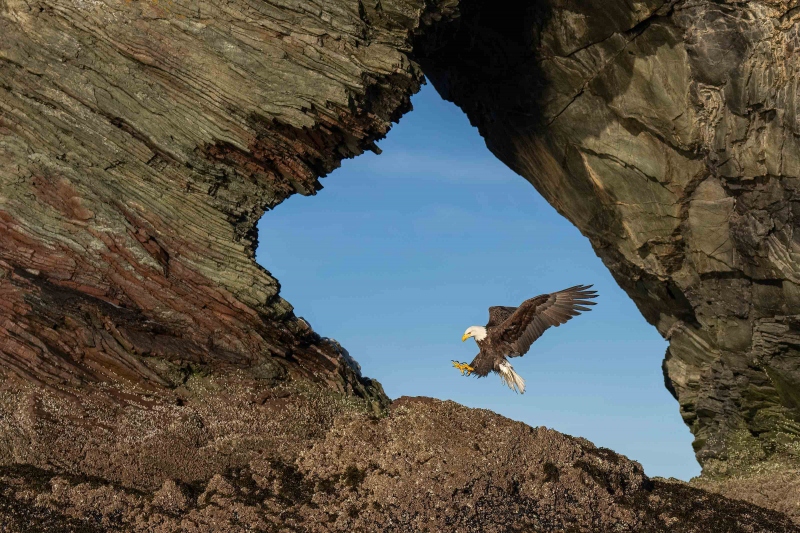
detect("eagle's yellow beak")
[462,333,470,342]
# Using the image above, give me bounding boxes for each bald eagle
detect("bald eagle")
[453,285,598,393]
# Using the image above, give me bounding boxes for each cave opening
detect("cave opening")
[255,83,699,481]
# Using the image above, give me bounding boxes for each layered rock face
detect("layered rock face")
[2,0,800,529]
[417,0,800,477]
[0,0,452,403]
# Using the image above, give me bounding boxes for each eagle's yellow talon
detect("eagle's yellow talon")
[451,361,475,376]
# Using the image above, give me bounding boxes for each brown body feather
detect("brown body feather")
[469,285,598,378]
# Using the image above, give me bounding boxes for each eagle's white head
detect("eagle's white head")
[462,326,487,342]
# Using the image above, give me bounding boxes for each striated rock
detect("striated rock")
[415,0,800,478]
[0,0,462,404]
[2,0,800,527]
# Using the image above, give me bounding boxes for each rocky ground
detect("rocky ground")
[0,382,796,532]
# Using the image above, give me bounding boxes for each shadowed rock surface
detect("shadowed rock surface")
[416,0,800,485]
[2,0,800,529]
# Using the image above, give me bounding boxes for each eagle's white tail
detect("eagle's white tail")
[498,361,526,394]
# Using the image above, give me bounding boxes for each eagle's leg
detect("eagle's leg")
[451,361,475,376]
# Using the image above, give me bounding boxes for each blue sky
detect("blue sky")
[256,83,700,480]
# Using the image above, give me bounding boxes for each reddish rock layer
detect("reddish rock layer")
[0,0,461,400]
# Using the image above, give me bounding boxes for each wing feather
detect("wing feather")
[486,306,518,328]
[490,285,598,356]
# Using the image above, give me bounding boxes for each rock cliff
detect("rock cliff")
[0,0,436,403]
[2,0,800,529]
[416,0,800,481]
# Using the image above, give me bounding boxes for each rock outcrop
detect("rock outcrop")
[0,0,447,404]
[2,0,800,529]
[416,0,800,479]
[0,391,795,532]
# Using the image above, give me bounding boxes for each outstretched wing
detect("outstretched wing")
[489,285,597,357]
[486,306,518,328]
